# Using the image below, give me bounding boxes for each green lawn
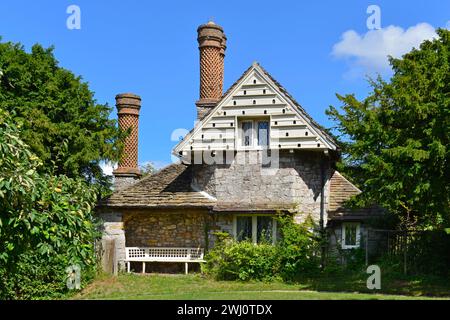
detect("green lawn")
[74,273,449,300]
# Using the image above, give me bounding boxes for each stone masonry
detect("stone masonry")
[192,150,332,224]
[124,209,211,248]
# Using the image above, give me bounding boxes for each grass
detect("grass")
[73,273,450,300]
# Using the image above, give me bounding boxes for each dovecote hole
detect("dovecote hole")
[286,132,289,137]
[263,89,266,94]
[305,131,308,136]
[242,111,245,115]
[243,90,247,95]
[253,79,256,84]
[233,101,236,105]
[253,100,256,104]
[293,120,296,124]
[264,110,267,114]
[272,99,275,104]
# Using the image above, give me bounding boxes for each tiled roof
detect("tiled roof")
[213,203,298,212]
[328,170,382,219]
[98,163,216,208]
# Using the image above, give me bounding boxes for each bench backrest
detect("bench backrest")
[125,247,204,261]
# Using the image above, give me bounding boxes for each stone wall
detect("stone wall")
[124,209,211,248]
[192,150,332,224]
[97,211,126,272]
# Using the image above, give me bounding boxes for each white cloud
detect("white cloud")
[332,23,437,77]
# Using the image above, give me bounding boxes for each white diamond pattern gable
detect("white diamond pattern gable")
[173,63,337,156]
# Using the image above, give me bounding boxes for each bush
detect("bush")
[0,111,101,299]
[203,232,279,281]
[276,215,321,280]
[203,216,322,282]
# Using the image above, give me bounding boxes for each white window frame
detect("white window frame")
[238,119,270,150]
[232,215,277,245]
[341,222,361,249]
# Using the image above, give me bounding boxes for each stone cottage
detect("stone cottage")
[97,21,381,273]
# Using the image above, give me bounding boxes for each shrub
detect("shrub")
[203,232,279,281]
[203,215,322,282]
[276,215,322,280]
[0,111,100,299]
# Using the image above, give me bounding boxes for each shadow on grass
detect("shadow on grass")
[294,272,450,298]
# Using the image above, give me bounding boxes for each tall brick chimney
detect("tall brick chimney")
[196,20,227,120]
[113,93,141,190]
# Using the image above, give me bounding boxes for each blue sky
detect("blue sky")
[0,0,448,171]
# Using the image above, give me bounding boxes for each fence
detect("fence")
[364,229,450,276]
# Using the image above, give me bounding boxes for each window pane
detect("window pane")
[241,122,253,147]
[257,216,273,243]
[345,224,357,246]
[236,216,252,241]
[257,121,269,147]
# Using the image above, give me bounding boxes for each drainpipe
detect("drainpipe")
[320,152,328,268]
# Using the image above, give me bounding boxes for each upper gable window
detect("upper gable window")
[241,121,253,147]
[239,119,269,149]
[257,121,269,147]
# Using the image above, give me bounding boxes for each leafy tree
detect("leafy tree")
[0,39,124,188]
[327,29,449,230]
[0,109,100,299]
[139,161,158,177]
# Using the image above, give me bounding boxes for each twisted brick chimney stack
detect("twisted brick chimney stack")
[196,20,227,120]
[113,93,141,190]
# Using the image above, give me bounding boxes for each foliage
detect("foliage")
[203,232,279,281]
[139,162,158,177]
[0,38,125,190]
[203,216,322,281]
[0,110,101,299]
[276,215,321,280]
[327,29,450,230]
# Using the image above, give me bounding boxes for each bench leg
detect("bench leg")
[142,262,146,274]
[185,262,188,275]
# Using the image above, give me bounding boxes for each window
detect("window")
[236,216,252,241]
[342,222,361,249]
[239,119,270,148]
[257,121,269,147]
[241,121,253,147]
[234,215,277,244]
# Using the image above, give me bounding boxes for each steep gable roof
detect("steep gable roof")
[328,170,383,220]
[173,62,338,156]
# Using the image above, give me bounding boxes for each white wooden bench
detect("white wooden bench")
[125,247,205,274]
